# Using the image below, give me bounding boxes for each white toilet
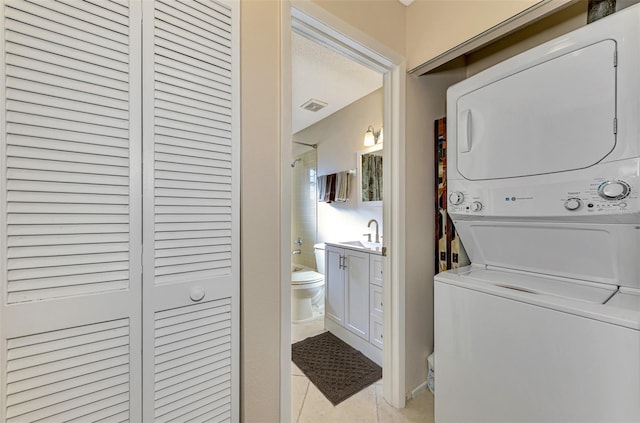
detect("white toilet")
[291,243,325,322]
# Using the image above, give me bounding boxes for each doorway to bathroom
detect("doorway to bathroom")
[281,3,407,420]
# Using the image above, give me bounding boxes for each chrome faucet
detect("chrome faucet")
[367,219,380,243]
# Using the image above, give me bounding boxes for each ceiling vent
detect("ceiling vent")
[300,98,327,112]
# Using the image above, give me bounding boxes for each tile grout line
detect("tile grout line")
[297,377,311,423]
[375,382,381,423]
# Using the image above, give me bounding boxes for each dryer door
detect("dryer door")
[457,40,616,180]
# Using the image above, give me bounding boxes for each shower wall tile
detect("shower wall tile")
[292,150,318,269]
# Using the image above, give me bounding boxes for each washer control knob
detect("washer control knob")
[598,180,630,200]
[564,198,582,211]
[470,201,483,212]
[449,191,464,205]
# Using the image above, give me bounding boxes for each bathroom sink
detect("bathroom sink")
[339,240,366,248]
[336,240,384,253]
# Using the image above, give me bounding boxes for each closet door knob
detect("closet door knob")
[190,286,205,302]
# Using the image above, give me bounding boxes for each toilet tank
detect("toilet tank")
[313,243,326,274]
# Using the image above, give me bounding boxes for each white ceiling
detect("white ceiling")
[291,32,382,134]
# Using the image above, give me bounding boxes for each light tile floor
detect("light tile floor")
[291,317,435,423]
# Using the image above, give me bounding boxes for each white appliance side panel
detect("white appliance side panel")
[435,281,640,423]
[456,40,616,181]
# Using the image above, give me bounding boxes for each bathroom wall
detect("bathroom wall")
[291,149,317,269]
[293,88,384,245]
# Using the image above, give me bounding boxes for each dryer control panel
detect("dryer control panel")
[447,161,640,219]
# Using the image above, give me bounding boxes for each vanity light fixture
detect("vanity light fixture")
[364,125,383,147]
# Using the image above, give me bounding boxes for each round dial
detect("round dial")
[470,201,483,212]
[449,191,464,205]
[598,180,631,200]
[564,198,582,211]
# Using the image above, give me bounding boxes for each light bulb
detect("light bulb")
[364,129,375,146]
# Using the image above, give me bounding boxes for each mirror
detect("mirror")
[358,144,383,206]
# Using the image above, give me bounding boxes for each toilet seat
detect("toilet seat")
[291,270,324,286]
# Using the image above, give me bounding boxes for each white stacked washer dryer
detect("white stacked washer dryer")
[435,5,640,423]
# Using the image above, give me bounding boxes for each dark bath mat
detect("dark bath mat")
[292,331,382,406]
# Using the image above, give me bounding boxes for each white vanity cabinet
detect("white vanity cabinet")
[325,245,345,325]
[369,255,384,350]
[324,242,384,366]
[344,249,371,340]
[325,245,370,340]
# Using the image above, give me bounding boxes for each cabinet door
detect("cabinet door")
[344,250,370,340]
[325,246,345,325]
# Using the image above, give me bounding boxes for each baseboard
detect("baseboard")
[407,380,428,400]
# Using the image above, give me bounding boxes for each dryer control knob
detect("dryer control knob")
[449,191,464,205]
[598,181,630,200]
[470,201,483,212]
[564,198,582,211]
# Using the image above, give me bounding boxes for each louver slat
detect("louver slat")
[4,0,128,44]
[22,0,128,35]
[4,0,132,304]
[153,0,233,285]
[5,319,130,422]
[154,300,232,422]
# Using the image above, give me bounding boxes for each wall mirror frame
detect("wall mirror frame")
[358,144,383,207]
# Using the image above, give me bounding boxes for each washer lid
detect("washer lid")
[292,270,323,285]
[607,288,640,312]
[448,266,616,304]
[436,265,639,329]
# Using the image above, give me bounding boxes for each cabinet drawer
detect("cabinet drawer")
[370,284,383,319]
[370,314,383,350]
[370,255,383,287]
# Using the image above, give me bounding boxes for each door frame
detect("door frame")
[279,2,407,419]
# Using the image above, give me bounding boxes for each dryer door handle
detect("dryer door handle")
[459,109,472,153]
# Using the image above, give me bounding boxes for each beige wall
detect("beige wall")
[312,0,407,55]
[466,0,588,76]
[406,0,540,70]
[294,89,384,244]
[241,0,406,421]
[403,63,466,394]
[240,1,282,421]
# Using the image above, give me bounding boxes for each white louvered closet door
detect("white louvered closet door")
[0,0,142,422]
[141,1,239,422]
